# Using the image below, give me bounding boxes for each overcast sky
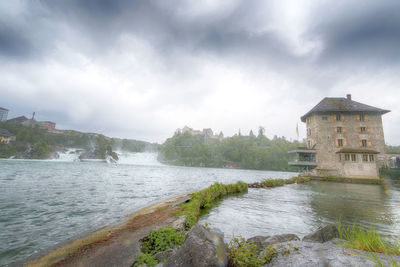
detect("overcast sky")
[1,0,399,144]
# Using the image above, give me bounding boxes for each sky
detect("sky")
[1,0,399,144]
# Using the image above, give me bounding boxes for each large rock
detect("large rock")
[247,234,300,250]
[154,248,177,262]
[171,216,186,232]
[264,240,400,267]
[164,225,228,267]
[302,224,339,243]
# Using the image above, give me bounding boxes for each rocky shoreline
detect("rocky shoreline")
[144,224,399,267]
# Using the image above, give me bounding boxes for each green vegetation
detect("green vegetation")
[227,237,266,267]
[250,176,310,188]
[142,227,185,255]
[159,130,303,171]
[177,181,248,229]
[134,227,185,267]
[337,222,400,255]
[133,253,158,267]
[380,166,400,179]
[0,121,157,159]
[227,237,298,267]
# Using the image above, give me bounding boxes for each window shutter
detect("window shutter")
[357,127,361,134]
[344,138,347,146]
[335,139,339,147]
[343,127,346,133]
[357,114,361,121]
[341,115,345,121]
[334,127,337,133]
[367,127,371,134]
[365,114,369,121]
[359,140,363,147]
[333,115,336,121]
[368,141,372,147]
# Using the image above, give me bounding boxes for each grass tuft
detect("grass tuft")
[337,221,400,256]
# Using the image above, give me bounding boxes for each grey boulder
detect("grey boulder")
[302,224,339,243]
[164,225,228,267]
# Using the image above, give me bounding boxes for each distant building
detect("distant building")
[39,121,56,131]
[8,112,56,131]
[289,94,390,178]
[7,116,29,124]
[179,126,223,140]
[0,128,15,144]
[0,107,8,122]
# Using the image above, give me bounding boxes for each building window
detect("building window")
[336,114,342,121]
[337,139,344,147]
[345,154,350,161]
[369,154,375,162]
[351,154,357,162]
[337,127,342,133]
[322,116,328,121]
[361,139,367,147]
[362,154,368,162]
[360,127,366,134]
[360,114,365,122]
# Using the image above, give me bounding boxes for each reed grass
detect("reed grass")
[337,221,400,256]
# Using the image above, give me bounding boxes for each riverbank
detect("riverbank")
[25,178,400,267]
[25,194,191,267]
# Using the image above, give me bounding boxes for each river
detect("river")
[0,153,399,266]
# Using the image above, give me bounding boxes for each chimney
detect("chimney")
[346,94,352,101]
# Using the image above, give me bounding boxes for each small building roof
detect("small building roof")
[301,96,390,122]
[336,148,380,154]
[0,107,8,111]
[0,128,14,137]
[7,116,29,123]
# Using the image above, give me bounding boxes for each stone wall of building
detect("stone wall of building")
[306,112,386,178]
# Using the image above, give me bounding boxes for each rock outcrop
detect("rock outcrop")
[164,225,228,267]
[302,224,339,243]
[263,240,400,267]
[247,234,300,250]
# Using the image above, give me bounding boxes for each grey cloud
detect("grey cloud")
[308,0,400,67]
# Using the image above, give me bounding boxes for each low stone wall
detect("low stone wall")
[309,176,382,184]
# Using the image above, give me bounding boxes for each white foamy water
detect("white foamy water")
[116,152,164,166]
[53,149,163,166]
[53,148,81,162]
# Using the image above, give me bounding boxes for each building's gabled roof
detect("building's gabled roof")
[7,116,28,123]
[0,107,8,111]
[0,128,14,137]
[301,96,390,122]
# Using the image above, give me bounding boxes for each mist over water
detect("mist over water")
[1,154,400,266]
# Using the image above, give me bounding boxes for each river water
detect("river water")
[0,153,399,266]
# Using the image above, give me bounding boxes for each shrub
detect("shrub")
[227,237,265,267]
[142,227,185,255]
[133,253,158,267]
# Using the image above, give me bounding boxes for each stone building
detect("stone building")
[289,94,390,178]
[0,107,8,122]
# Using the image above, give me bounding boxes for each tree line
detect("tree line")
[159,127,303,171]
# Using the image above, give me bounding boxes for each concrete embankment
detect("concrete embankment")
[25,194,190,267]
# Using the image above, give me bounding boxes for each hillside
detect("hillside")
[0,121,158,160]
